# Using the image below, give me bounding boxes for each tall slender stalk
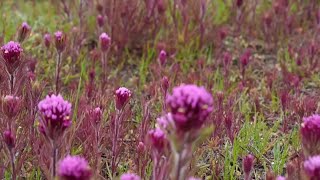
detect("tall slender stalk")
[9,148,16,180]
[52,141,57,178]
[55,52,62,94]
[9,73,15,95]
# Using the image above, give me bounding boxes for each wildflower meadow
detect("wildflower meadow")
[0,0,319,179]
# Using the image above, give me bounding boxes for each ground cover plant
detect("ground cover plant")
[0,0,320,179]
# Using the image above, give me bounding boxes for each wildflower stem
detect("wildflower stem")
[52,142,57,178]
[55,52,62,94]
[9,148,16,180]
[9,73,14,95]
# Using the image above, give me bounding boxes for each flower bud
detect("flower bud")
[3,130,15,149]
[115,87,132,110]
[158,50,167,66]
[54,31,66,53]
[99,32,111,52]
[17,22,31,43]
[243,154,254,178]
[137,141,146,153]
[44,33,51,48]
[97,14,105,27]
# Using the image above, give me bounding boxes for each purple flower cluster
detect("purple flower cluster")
[120,173,141,180]
[1,41,23,73]
[115,87,132,110]
[304,155,320,180]
[58,155,92,180]
[38,94,72,141]
[300,114,320,156]
[148,127,166,153]
[166,84,213,131]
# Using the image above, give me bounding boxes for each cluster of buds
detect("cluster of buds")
[37,94,72,142]
[57,155,92,180]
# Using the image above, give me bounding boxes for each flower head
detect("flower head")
[120,173,141,180]
[304,155,320,179]
[115,87,132,110]
[38,94,72,141]
[18,22,31,42]
[99,32,111,52]
[54,31,66,52]
[300,114,320,156]
[166,84,213,131]
[1,41,23,73]
[148,127,167,153]
[58,155,92,180]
